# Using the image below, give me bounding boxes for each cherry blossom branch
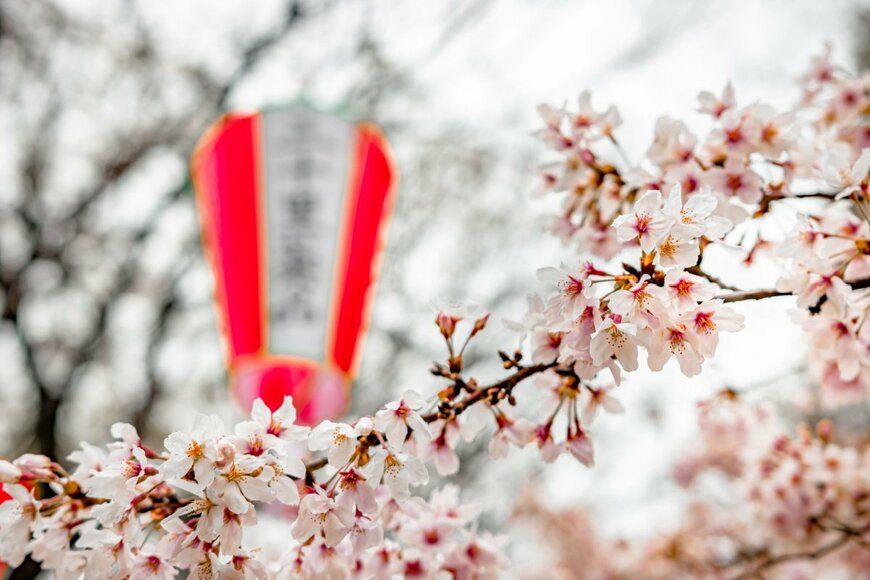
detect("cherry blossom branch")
[0,393,510,578]
[762,190,841,203]
[718,275,870,303]
[731,522,870,580]
[718,288,792,303]
[686,265,742,292]
[304,356,559,474]
[425,360,559,423]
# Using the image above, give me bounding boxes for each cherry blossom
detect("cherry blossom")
[364,447,429,500]
[0,484,38,567]
[697,81,736,118]
[308,420,360,468]
[613,189,672,251]
[291,491,355,547]
[373,390,431,449]
[707,155,763,203]
[161,413,224,489]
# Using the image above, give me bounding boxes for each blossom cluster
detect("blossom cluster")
[526,46,869,404]
[779,208,870,402]
[518,393,870,579]
[506,48,870,578]
[0,304,638,578]
[0,395,508,579]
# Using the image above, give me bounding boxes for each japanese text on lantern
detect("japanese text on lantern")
[261,110,352,360]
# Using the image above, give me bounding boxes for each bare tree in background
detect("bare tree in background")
[0,1,533,575]
[0,0,332,462]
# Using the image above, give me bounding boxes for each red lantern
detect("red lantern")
[191,109,396,424]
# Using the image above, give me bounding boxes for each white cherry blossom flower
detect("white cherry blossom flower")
[822,145,870,195]
[489,414,534,459]
[161,413,224,489]
[420,419,461,476]
[646,322,705,377]
[707,156,763,204]
[745,103,795,158]
[0,484,38,566]
[698,82,736,118]
[647,116,697,166]
[221,551,268,579]
[0,460,21,483]
[655,229,701,270]
[364,448,429,500]
[212,456,274,514]
[613,189,672,251]
[374,390,431,449]
[570,90,602,136]
[163,488,224,544]
[308,420,360,468]
[590,316,639,372]
[662,184,732,239]
[681,300,745,358]
[533,103,570,150]
[234,397,309,455]
[663,270,715,310]
[80,444,155,507]
[217,505,257,556]
[445,532,510,577]
[347,513,383,554]
[565,428,595,467]
[529,327,564,363]
[799,280,865,381]
[129,549,177,580]
[579,386,625,426]
[67,443,107,482]
[291,491,355,547]
[711,108,753,155]
[337,468,378,515]
[607,276,669,329]
[537,263,594,319]
[397,517,457,553]
[260,456,302,506]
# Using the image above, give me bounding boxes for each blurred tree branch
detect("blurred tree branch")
[0,0,312,461]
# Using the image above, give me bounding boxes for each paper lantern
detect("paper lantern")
[191,108,396,424]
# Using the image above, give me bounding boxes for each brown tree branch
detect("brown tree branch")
[305,359,558,474]
[686,265,741,292]
[718,277,870,303]
[719,289,792,303]
[731,523,870,580]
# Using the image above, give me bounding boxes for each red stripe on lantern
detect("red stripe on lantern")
[329,125,396,375]
[192,114,265,361]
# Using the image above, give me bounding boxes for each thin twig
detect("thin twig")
[304,360,558,473]
[731,523,870,580]
[686,265,741,292]
[718,289,792,303]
